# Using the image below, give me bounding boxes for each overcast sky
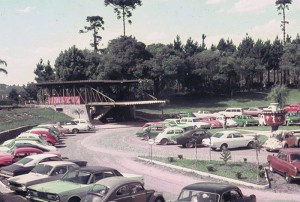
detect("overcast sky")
[0,0,300,85]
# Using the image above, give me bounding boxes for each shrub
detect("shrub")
[206,164,215,172]
[168,157,174,162]
[236,172,242,179]
[178,155,183,159]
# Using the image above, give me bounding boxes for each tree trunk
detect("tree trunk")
[122,7,126,36]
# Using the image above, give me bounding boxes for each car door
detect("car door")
[233,133,247,148]
[114,185,134,202]
[129,182,147,202]
[225,133,234,148]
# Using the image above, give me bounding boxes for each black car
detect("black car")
[176,128,212,148]
[84,177,165,202]
[176,182,256,202]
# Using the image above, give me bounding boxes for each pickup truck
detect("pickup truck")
[267,148,300,183]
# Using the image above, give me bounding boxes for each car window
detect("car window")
[233,133,243,138]
[175,130,183,134]
[290,153,300,162]
[51,166,68,176]
[227,134,233,138]
[129,182,144,194]
[116,185,130,196]
[15,157,33,165]
[167,130,174,134]
[280,153,287,161]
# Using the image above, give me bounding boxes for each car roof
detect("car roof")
[74,166,117,173]
[25,153,58,160]
[94,176,140,187]
[182,182,239,194]
[38,161,75,166]
[216,130,239,134]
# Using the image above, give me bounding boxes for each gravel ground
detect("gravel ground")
[1,122,300,201]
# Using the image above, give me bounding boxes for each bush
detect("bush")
[168,157,174,162]
[206,164,215,172]
[236,172,242,179]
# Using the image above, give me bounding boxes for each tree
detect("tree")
[72,108,85,118]
[23,82,38,101]
[219,148,231,165]
[275,0,292,45]
[267,85,288,108]
[80,16,105,53]
[34,59,55,83]
[0,59,7,74]
[8,88,19,103]
[104,0,142,36]
[54,46,87,81]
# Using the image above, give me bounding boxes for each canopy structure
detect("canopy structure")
[35,79,165,106]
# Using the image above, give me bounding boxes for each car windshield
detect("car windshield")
[15,157,33,166]
[212,133,223,138]
[290,153,300,162]
[177,189,220,202]
[192,119,202,122]
[61,170,91,184]
[31,164,53,175]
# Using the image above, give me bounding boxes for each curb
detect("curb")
[138,157,269,189]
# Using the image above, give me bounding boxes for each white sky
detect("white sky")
[0,0,299,85]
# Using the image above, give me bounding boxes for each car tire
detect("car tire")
[220,144,228,151]
[211,147,217,151]
[160,138,168,145]
[269,163,274,173]
[283,144,288,148]
[72,128,79,134]
[247,141,254,149]
[155,197,164,202]
[285,173,293,183]
[68,197,81,202]
[186,142,194,148]
[143,134,149,141]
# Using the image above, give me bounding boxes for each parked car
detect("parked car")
[218,108,243,118]
[215,116,238,128]
[26,166,144,202]
[154,127,185,145]
[0,147,44,167]
[27,128,59,145]
[176,182,256,202]
[163,119,181,126]
[232,115,259,127]
[192,110,215,118]
[8,161,80,192]
[73,118,96,131]
[176,128,212,148]
[35,124,65,138]
[200,116,223,128]
[0,153,62,180]
[84,177,165,202]
[263,130,300,152]
[243,107,263,117]
[179,117,211,129]
[0,153,87,180]
[283,103,300,113]
[59,121,93,134]
[202,130,255,151]
[263,105,273,112]
[285,112,300,126]
[267,148,300,183]
[137,123,171,140]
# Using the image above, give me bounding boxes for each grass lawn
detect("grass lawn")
[145,156,268,185]
[0,107,71,132]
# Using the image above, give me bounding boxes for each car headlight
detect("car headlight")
[47,193,60,201]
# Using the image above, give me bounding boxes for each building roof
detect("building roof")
[35,80,141,87]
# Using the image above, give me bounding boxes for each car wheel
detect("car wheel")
[186,142,194,148]
[68,197,81,202]
[285,173,293,183]
[72,128,79,134]
[160,138,168,145]
[154,197,164,202]
[211,147,217,151]
[247,141,254,149]
[143,134,149,141]
[182,144,186,148]
[283,144,288,148]
[220,144,228,151]
[269,163,274,173]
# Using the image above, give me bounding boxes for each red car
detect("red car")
[28,129,59,145]
[267,148,300,183]
[0,147,44,167]
[284,103,300,113]
[200,116,223,128]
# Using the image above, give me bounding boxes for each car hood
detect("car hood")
[28,180,88,194]
[0,146,9,152]
[9,173,48,184]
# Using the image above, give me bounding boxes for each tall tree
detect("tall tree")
[34,59,55,83]
[54,46,87,81]
[104,0,142,36]
[275,0,292,45]
[0,59,7,74]
[79,16,105,53]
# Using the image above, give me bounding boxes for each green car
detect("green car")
[285,113,300,126]
[232,115,259,127]
[26,166,138,202]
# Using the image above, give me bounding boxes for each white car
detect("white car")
[60,120,94,134]
[218,108,243,118]
[73,118,95,130]
[202,130,255,151]
[8,161,79,192]
[179,117,211,129]
[154,127,185,145]
[216,116,238,127]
